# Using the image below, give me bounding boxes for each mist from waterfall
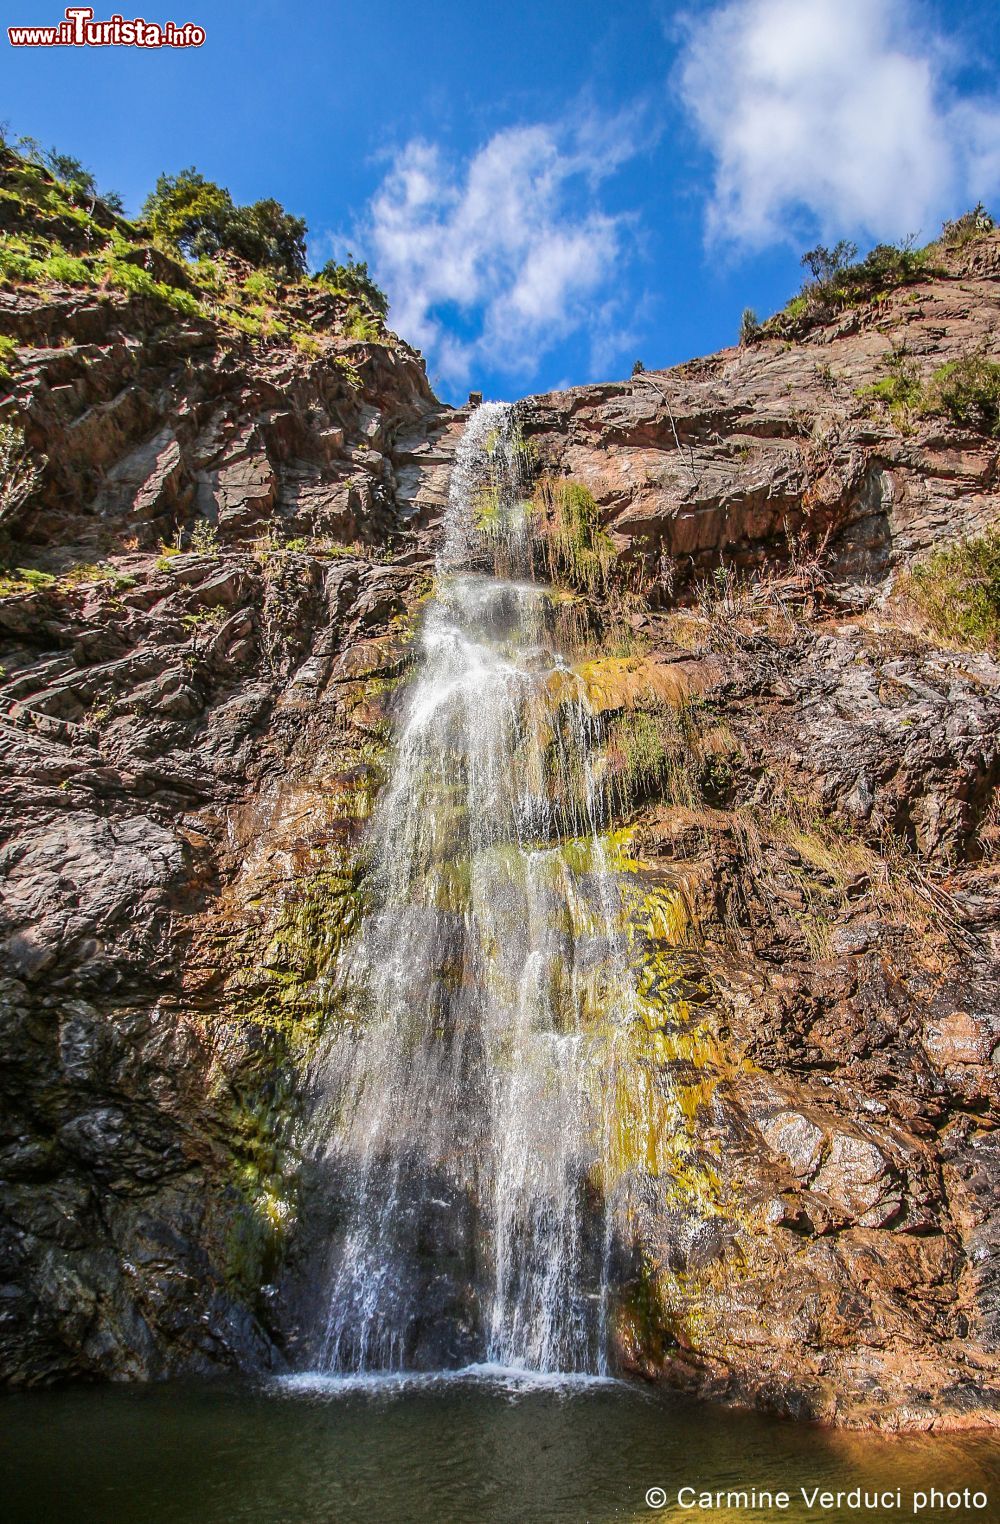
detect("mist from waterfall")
[305,402,650,1377]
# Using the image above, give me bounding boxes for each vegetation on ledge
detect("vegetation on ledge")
[857,346,1000,438]
[742,204,994,346]
[0,134,392,357]
[533,478,616,596]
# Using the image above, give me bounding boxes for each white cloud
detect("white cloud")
[365,119,640,388]
[677,0,1000,246]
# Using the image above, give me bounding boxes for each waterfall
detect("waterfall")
[305,402,653,1377]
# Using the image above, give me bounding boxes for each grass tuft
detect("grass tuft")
[534,479,616,596]
[900,524,1000,653]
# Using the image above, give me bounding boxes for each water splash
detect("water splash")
[305,403,664,1376]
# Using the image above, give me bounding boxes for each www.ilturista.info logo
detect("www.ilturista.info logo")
[8,6,204,47]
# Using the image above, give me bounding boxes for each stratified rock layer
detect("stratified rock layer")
[0,270,455,1381]
[516,233,1000,1429]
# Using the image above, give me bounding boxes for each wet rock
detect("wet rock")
[812,1133,895,1219]
[922,1010,996,1068]
[760,1109,825,1180]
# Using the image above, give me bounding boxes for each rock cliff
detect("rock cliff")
[0,155,997,1428]
[516,229,1000,1429]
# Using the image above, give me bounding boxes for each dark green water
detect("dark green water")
[1,1369,997,1524]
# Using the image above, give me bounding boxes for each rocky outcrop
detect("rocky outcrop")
[0,267,459,1381]
[601,621,1000,1426]
[523,232,1000,590]
[3,282,452,559]
[515,234,1000,1428]
[0,218,997,1428]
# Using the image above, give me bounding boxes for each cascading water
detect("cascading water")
[304,402,662,1377]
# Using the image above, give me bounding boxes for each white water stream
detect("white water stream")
[307,403,645,1375]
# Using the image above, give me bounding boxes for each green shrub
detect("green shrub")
[12,135,45,167]
[181,604,228,631]
[844,241,929,294]
[40,252,94,285]
[906,525,1000,651]
[856,348,923,421]
[227,198,307,277]
[37,147,120,211]
[343,304,383,341]
[856,346,1000,437]
[155,542,184,571]
[143,168,307,276]
[222,308,263,338]
[58,561,128,588]
[922,354,1000,437]
[189,520,219,554]
[800,240,858,284]
[0,421,40,529]
[317,256,388,317]
[739,307,760,345]
[769,236,936,335]
[161,285,201,318]
[103,258,201,317]
[0,565,55,597]
[44,149,98,204]
[243,302,287,338]
[242,269,276,302]
[106,259,160,298]
[3,141,121,222]
[0,335,17,380]
[192,257,227,293]
[800,239,931,304]
[828,243,928,306]
[0,243,43,283]
[142,167,233,255]
[334,356,362,389]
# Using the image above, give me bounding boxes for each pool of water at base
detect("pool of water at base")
[2,1366,997,1524]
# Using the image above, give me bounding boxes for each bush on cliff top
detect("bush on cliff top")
[317,257,388,319]
[748,206,994,343]
[940,202,994,249]
[2,131,123,213]
[792,238,933,325]
[142,168,308,277]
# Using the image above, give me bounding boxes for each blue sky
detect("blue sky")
[2,0,999,403]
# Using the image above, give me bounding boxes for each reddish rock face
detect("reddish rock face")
[506,235,1000,1429]
[521,233,1000,594]
[0,208,997,1429]
[0,241,456,1384]
[923,1010,995,1067]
